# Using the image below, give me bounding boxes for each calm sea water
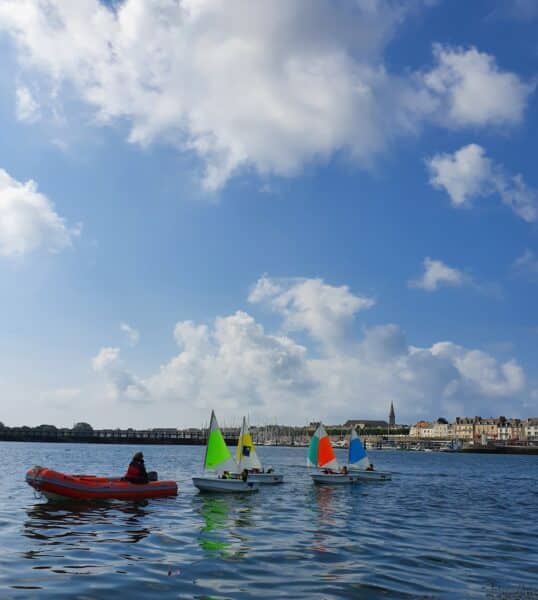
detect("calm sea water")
[0,442,537,599]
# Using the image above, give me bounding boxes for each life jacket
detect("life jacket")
[125,460,146,481]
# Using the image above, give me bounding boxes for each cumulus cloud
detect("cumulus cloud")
[0,3,531,190]
[0,168,80,257]
[430,342,525,397]
[422,45,533,127]
[92,346,149,403]
[409,257,467,291]
[120,322,140,346]
[427,144,538,222]
[91,277,529,424]
[427,144,493,207]
[512,250,538,281]
[145,311,316,422]
[249,275,374,349]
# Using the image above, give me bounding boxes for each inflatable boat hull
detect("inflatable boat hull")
[26,467,178,501]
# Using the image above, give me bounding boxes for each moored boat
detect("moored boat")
[236,417,284,484]
[26,466,178,501]
[192,411,259,494]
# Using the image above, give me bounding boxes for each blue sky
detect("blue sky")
[0,0,536,428]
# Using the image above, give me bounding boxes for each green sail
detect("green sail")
[205,428,232,470]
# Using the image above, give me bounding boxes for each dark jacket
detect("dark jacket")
[124,458,149,484]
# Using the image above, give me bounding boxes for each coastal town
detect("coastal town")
[409,416,538,443]
[1,404,537,450]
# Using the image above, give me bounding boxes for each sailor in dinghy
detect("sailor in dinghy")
[192,411,259,494]
[308,423,360,485]
[348,428,392,481]
[236,417,283,484]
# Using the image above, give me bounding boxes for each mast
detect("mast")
[203,410,215,470]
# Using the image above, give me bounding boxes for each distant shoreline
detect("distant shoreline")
[2,436,538,454]
[0,434,226,446]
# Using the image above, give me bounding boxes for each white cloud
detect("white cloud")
[512,250,538,281]
[422,45,533,127]
[0,3,530,190]
[15,85,40,123]
[427,144,493,207]
[146,311,315,420]
[427,144,538,222]
[92,346,148,403]
[0,168,80,257]
[409,257,467,291]
[120,322,140,346]
[430,342,525,397]
[494,173,538,223]
[249,276,374,349]
[91,277,529,424]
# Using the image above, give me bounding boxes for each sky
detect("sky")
[0,0,537,429]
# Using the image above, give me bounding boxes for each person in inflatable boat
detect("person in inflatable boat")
[124,451,149,484]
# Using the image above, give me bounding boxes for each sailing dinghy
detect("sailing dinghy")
[192,411,259,494]
[348,428,392,481]
[308,424,360,485]
[236,417,283,484]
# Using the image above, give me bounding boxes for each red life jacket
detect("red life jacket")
[125,462,144,480]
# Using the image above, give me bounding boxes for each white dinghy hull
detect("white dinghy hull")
[192,477,259,494]
[247,472,284,484]
[311,473,361,485]
[352,470,392,481]
[236,416,284,485]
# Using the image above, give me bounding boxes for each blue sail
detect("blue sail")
[348,429,370,469]
[349,437,366,463]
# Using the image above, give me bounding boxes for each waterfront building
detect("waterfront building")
[409,421,430,437]
[453,417,476,440]
[431,418,450,438]
[474,418,498,441]
[409,418,452,438]
[524,419,538,442]
[497,418,523,441]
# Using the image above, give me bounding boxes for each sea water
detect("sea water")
[0,442,537,599]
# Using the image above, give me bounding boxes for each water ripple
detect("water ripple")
[0,443,537,598]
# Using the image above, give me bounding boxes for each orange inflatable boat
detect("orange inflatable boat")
[26,466,178,501]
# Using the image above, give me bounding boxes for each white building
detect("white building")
[524,419,538,442]
[409,419,451,438]
[497,419,523,441]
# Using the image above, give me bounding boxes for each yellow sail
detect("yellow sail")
[236,417,263,470]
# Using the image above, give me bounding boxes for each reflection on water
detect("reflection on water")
[195,495,252,559]
[24,500,150,546]
[310,485,336,554]
[21,500,151,578]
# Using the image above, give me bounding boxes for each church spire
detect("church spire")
[389,402,395,428]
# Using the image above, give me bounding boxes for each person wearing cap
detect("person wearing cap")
[123,451,149,484]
